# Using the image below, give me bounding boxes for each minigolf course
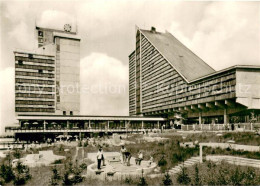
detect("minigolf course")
[86,152,157,181]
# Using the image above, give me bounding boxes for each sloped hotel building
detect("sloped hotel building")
[129,27,260,126]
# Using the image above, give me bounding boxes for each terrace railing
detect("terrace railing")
[181,123,260,131]
[7,127,144,133]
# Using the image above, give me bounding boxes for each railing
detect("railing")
[181,123,260,131]
[8,128,147,133]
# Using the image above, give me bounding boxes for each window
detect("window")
[38,69,43,73]
[56,44,60,52]
[38,31,43,37]
[28,54,33,59]
[63,111,66,115]
[18,60,23,65]
[38,38,43,43]
[70,111,73,115]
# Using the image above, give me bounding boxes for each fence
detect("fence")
[181,123,260,131]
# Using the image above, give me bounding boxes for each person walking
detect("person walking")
[97,148,103,169]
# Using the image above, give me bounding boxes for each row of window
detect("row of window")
[15,64,54,71]
[16,71,55,78]
[15,107,55,112]
[15,86,55,92]
[15,56,54,64]
[16,100,55,105]
[16,78,55,85]
[16,93,55,99]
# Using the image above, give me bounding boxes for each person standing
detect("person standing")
[101,147,106,166]
[97,148,103,169]
[125,151,132,166]
[120,145,127,163]
[135,151,143,165]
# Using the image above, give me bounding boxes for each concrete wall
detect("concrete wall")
[58,38,80,115]
[236,69,260,109]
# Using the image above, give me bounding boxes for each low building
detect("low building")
[8,115,166,141]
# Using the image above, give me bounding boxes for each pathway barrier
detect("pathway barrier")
[182,123,260,131]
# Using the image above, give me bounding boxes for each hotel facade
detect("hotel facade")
[129,27,260,125]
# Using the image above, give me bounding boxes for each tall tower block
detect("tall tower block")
[36,25,81,115]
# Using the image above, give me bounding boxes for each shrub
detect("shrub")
[243,167,258,185]
[230,167,244,185]
[162,172,172,185]
[58,145,64,152]
[124,177,133,185]
[62,161,84,185]
[0,163,14,183]
[53,159,62,164]
[137,177,148,186]
[192,164,201,185]
[13,149,22,159]
[79,163,87,171]
[78,140,82,147]
[137,169,148,186]
[50,166,61,186]
[177,166,191,185]
[158,156,167,167]
[83,140,88,147]
[13,161,31,185]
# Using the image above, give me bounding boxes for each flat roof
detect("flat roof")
[17,115,166,121]
[190,65,260,83]
[53,32,81,40]
[14,50,55,58]
[36,26,77,35]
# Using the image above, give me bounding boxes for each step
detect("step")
[184,161,196,166]
[171,167,181,171]
[186,159,200,163]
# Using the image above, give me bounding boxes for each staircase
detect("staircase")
[169,156,200,175]
[206,155,260,168]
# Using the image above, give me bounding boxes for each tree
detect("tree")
[162,172,173,185]
[177,166,191,185]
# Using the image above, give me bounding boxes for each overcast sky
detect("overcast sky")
[0,1,260,134]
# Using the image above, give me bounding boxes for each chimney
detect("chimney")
[151,26,156,33]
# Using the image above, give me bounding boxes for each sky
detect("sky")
[0,0,260,134]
